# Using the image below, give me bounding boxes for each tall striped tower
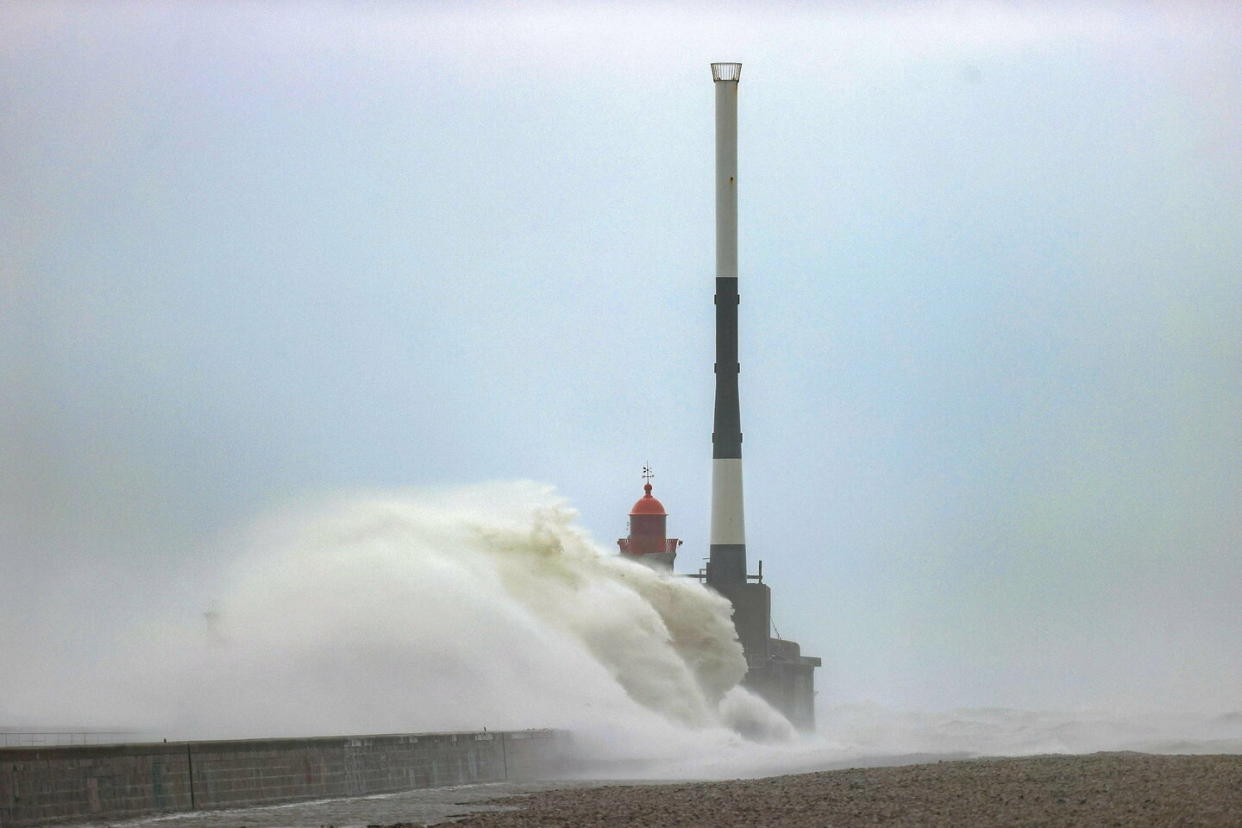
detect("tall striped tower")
[700,62,821,730]
[708,61,746,586]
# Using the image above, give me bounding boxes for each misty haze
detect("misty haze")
[3,1,1241,825]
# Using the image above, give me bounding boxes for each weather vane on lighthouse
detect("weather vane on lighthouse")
[642,463,654,484]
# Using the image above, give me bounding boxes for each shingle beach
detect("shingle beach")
[427,752,1242,827]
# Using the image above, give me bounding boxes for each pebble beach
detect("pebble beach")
[428,752,1242,827]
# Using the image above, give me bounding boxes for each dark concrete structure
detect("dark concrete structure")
[0,729,564,827]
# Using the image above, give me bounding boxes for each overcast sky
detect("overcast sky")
[3,1,1240,716]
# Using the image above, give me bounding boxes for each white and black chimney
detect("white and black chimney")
[708,62,746,587]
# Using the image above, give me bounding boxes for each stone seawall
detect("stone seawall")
[0,729,563,827]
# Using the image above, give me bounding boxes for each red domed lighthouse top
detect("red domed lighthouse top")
[618,466,679,568]
[630,483,667,516]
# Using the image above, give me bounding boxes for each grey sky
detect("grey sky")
[3,1,1240,717]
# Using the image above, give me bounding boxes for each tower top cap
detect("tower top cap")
[711,63,742,82]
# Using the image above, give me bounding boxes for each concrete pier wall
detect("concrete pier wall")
[0,729,563,827]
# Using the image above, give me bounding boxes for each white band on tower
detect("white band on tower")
[710,458,746,545]
[715,76,738,281]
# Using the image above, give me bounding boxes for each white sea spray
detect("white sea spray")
[122,481,791,749]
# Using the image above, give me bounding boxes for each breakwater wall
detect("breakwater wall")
[0,729,564,827]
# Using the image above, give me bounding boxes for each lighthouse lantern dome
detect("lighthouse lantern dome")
[630,483,667,516]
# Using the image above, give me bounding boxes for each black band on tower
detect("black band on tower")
[707,543,747,584]
[713,276,742,460]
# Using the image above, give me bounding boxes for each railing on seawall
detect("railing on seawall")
[0,732,141,749]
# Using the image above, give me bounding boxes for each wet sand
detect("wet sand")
[429,753,1242,827]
